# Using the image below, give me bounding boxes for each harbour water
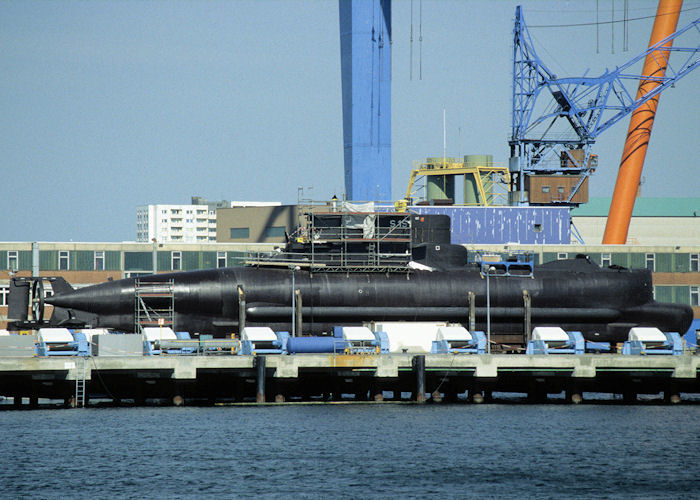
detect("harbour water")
[1,402,698,499]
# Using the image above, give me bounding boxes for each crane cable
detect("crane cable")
[419,0,423,80]
[611,0,616,54]
[597,0,600,53]
[410,0,413,80]
[529,5,700,28]
[624,0,630,51]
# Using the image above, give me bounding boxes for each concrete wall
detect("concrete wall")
[572,216,700,246]
[216,205,299,243]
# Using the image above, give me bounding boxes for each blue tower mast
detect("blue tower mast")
[339,0,392,202]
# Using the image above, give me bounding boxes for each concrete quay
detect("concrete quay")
[1,353,698,407]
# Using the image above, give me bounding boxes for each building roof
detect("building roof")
[571,197,700,217]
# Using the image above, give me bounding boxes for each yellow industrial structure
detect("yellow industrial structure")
[402,155,510,207]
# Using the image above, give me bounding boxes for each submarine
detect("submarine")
[8,213,693,344]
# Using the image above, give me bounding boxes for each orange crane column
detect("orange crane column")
[602,0,683,244]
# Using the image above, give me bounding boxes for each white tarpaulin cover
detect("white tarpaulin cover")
[142,327,177,341]
[531,327,568,342]
[371,322,446,353]
[341,326,375,341]
[38,328,74,343]
[628,327,666,342]
[340,201,376,238]
[436,326,472,342]
[241,327,277,342]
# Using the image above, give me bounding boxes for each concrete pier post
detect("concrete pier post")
[273,379,285,403]
[664,390,681,404]
[295,290,302,335]
[523,290,531,345]
[32,242,40,277]
[566,388,583,404]
[370,381,383,401]
[256,356,266,403]
[238,286,246,332]
[468,291,476,332]
[414,355,426,403]
[470,391,484,404]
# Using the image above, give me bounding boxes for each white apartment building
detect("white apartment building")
[137,200,282,243]
[137,204,217,243]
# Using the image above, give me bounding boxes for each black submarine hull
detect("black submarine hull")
[44,256,693,343]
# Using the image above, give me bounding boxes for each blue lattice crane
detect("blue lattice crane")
[509,5,699,206]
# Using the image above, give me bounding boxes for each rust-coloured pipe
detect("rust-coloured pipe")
[602,0,683,244]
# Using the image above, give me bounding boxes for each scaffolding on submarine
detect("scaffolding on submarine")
[246,203,415,274]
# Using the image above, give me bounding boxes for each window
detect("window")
[557,186,565,193]
[691,286,699,306]
[59,251,70,270]
[557,253,567,260]
[532,223,542,233]
[217,251,227,268]
[264,226,286,238]
[691,254,699,272]
[0,285,9,306]
[7,251,18,271]
[542,186,550,193]
[94,251,105,271]
[645,253,655,272]
[230,228,250,239]
[171,251,181,270]
[601,253,611,267]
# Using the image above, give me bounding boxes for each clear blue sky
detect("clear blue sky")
[2,0,698,242]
